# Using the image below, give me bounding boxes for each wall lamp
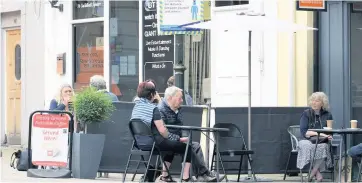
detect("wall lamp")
[49,0,63,12]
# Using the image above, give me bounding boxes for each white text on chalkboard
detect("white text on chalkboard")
[152,63,166,69]
[145,30,157,37]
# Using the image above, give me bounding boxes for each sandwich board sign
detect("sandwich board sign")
[31,113,70,167]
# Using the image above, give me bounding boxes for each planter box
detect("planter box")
[71,133,105,179]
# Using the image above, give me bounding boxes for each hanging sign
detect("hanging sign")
[296,0,327,11]
[157,0,204,35]
[31,114,70,167]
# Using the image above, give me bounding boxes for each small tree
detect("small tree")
[73,87,115,133]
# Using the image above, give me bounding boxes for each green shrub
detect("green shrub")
[73,87,115,129]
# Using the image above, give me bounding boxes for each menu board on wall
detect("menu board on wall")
[142,0,174,93]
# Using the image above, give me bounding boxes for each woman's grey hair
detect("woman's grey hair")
[164,86,182,99]
[90,75,107,90]
[308,92,330,111]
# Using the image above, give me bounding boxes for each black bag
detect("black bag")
[309,136,329,144]
[10,149,34,171]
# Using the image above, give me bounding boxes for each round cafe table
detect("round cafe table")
[309,128,362,182]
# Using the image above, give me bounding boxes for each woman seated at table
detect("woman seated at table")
[131,81,192,182]
[298,92,333,182]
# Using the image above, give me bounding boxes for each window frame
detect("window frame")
[70,0,110,91]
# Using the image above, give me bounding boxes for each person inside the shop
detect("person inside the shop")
[90,75,119,102]
[131,81,193,182]
[158,86,224,182]
[298,92,333,182]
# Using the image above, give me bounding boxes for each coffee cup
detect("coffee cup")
[326,120,333,129]
[351,120,358,129]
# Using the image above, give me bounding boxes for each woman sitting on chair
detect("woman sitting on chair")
[298,92,333,182]
[131,81,192,182]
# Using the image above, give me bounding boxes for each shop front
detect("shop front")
[318,1,362,180]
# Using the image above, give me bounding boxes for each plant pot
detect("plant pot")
[71,133,105,179]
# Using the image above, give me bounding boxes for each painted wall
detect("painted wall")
[210,1,279,107]
[20,1,46,145]
[277,0,315,107]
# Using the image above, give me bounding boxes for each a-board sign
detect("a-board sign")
[31,114,70,167]
[144,61,174,94]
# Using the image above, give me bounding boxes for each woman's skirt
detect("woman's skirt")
[297,140,332,171]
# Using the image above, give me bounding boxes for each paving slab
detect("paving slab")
[1,146,306,182]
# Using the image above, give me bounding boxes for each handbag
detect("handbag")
[309,136,329,144]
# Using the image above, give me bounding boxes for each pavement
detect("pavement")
[1,146,304,182]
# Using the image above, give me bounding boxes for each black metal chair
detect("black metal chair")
[123,119,172,182]
[210,123,257,182]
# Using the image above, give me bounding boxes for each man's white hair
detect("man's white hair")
[90,75,107,90]
[164,86,182,99]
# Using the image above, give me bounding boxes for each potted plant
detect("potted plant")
[71,87,115,179]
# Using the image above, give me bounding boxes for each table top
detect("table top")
[310,128,362,134]
[165,125,230,132]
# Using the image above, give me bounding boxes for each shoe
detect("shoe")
[209,171,226,181]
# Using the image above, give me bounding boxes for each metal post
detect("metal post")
[174,35,187,104]
[247,30,252,178]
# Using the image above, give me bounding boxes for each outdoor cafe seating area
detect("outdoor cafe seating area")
[25,102,362,182]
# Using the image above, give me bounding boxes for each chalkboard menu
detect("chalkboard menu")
[144,61,174,94]
[142,0,174,93]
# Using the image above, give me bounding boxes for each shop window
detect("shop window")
[215,0,249,7]
[73,22,104,91]
[15,44,21,80]
[110,1,139,101]
[73,0,104,20]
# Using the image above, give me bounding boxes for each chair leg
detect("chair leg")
[246,154,257,182]
[158,150,174,181]
[237,155,243,182]
[131,156,144,181]
[122,153,133,183]
[210,146,216,171]
[358,160,362,182]
[143,146,156,182]
[300,169,303,183]
[153,155,160,181]
[283,151,292,180]
[218,152,228,182]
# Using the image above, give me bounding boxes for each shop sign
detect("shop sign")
[143,0,175,93]
[157,0,204,35]
[297,0,327,11]
[31,114,70,167]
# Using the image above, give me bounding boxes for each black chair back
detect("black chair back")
[129,119,155,151]
[213,123,247,151]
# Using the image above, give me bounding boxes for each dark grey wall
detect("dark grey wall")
[214,107,307,174]
[319,1,351,129]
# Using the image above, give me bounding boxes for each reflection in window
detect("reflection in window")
[110,1,139,101]
[73,22,104,91]
[15,44,21,80]
[73,0,104,20]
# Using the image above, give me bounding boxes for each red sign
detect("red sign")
[297,0,326,11]
[31,114,70,167]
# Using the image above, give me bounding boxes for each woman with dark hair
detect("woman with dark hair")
[131,82,192,182]
[133,79,162,103]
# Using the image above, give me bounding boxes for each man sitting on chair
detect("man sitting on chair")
[158,86,224,182]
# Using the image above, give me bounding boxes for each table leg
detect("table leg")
[180,130,191,182]
[338,134,343,182]
[308,133,320,180]
[216,132,220,182]
[343,134,347,182]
